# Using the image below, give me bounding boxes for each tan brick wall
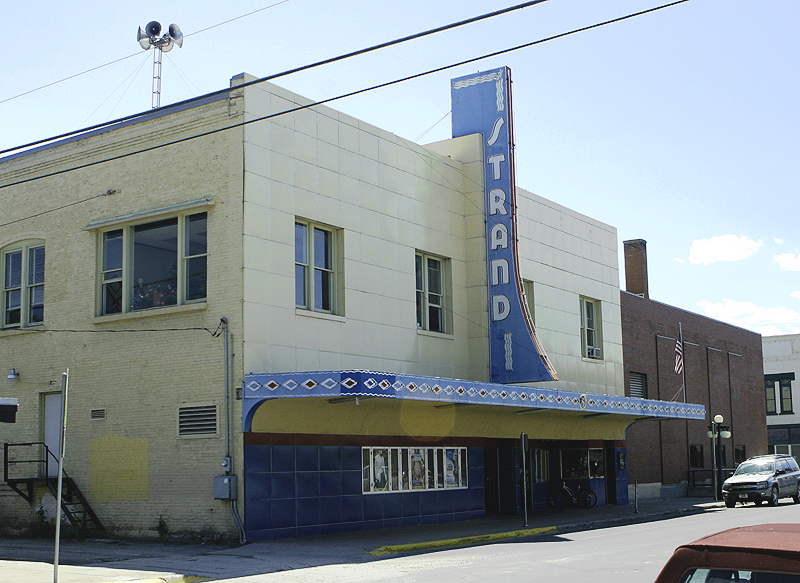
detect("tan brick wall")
[0,96,247,539]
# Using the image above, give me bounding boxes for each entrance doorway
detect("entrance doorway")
[484,447,500,515]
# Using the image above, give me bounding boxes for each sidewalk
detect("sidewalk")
[0,497,725,583]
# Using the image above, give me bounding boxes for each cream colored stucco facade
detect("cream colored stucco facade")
[239,74,623,396]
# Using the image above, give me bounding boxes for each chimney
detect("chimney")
[624,239,649,299]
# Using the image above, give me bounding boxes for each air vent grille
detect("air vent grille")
[178,404,217,435]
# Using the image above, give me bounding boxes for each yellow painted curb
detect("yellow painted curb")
[368,525,558,556]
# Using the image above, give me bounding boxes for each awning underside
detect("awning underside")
[243,371,705,440]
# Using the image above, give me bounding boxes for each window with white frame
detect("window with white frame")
[295,220,340,314]
[415,252,448,333]
[361,446,468,493]
[99,212,207,315]
[580,297,603,359]
[2,242,45,328]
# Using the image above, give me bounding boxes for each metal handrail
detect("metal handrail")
[3,441,59,482]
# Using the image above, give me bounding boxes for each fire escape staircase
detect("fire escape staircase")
[3,442,104,535]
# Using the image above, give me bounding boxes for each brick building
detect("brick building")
[621,240,766,498]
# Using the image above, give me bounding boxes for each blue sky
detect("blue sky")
[2,0,799,336]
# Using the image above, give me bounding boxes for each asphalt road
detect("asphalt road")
[218,502,800,583]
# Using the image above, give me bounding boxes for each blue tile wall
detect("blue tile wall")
[272,446,296,472]
[296,472,320,498]
[244,444,486,540]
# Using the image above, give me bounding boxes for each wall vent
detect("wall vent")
[178,404,218,436]
[90,409,106,420]
[630,372,647,399]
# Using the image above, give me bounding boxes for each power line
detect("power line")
[0,0,294,108]
[1,0,551,158]
[0,0,690,192]
[186,0,292,37]
[0,1,691,368]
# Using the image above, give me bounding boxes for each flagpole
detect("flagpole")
[679,323,686,403]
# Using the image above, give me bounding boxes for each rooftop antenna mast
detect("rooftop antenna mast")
[137,21,183,109]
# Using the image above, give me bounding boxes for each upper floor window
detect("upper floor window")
[780,379,794,414]
[766,379,777,415]
[580,297,603,359]
[765,373,794,415]
[99,212,207,315]
[415,252,448,333]
[2,242,45,328]
[295,220,341,314]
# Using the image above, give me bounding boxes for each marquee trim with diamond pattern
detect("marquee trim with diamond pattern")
[242,370,705,432]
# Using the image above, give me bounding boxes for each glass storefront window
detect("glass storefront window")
[361,446,468,494]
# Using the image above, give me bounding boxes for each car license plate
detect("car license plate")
[738,494,748,499]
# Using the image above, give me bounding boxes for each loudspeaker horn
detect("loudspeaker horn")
[137,27,151,50]
[145,21,162,37]
[168,23,183,47]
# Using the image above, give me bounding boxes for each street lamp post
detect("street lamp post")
[707,414,732,501]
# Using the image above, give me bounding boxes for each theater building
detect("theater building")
[0,68,703,540]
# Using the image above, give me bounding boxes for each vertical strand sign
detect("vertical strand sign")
[451,67,557,384]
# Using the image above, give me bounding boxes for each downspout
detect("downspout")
[221,317,246,543]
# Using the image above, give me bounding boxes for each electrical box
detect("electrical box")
[221,456,231,472]
[213,475,238,500]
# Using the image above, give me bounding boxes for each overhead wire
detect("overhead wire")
[80,53,152,126]
[0,0,551,158]
[0,0,691,359]
[0,0,294,108]
[0,0,690,193]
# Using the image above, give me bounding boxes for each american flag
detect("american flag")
[674,330,684,375]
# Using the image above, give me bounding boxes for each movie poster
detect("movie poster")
[372,448,389,491]
[410,449,426,490]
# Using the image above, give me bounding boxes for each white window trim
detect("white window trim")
[2,240,45,329]
[362,446,468,494]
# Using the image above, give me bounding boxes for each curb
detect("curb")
[98,576,208,583]
[367,502,725,557]
[368,525,558,556]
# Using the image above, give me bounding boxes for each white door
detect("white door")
[43,393,63,477]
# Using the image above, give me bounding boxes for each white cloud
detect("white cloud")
[775,253,800,271]
[698,298,800,335]
[688,235,763,265]
[792,291,800,299]
[774,238,784,244]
